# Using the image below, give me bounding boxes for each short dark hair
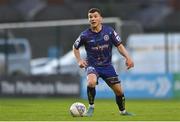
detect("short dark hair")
[88,8,102,16]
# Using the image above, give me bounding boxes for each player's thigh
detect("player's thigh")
[86,66,98,87]
[111,83,124,96]
[87,73,97,87]
[104,76,124,95]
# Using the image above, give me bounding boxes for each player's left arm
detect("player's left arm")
[117,43,134,70]
[110,28,134,69]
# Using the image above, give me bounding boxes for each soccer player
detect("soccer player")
[73,8,134,117]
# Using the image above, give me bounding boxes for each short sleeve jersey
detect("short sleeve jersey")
[73,25,122,67]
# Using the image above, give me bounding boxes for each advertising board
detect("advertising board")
[173,73,180,98]
[81,73,173,99]
[0,74,80,97]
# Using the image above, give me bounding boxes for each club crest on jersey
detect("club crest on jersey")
[104,35,109,41]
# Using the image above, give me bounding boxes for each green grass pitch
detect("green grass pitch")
[0,98,180,121]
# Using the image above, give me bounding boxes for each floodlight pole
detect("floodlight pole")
[4,29,9,76]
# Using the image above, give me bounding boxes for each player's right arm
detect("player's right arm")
[73,34,88,68]
[73,46,87,68]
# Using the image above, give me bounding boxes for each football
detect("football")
[69,102,86,117]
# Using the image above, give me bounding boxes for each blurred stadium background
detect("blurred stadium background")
[0,0,180,120]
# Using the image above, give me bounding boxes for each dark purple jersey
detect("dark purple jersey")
[73,25,122,67]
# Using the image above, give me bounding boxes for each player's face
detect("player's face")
[88,12,102,28]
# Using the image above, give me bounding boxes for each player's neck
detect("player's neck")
[91,24,102,33]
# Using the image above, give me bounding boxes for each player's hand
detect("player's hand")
[125,58,134,70]
[78,59,88,68]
